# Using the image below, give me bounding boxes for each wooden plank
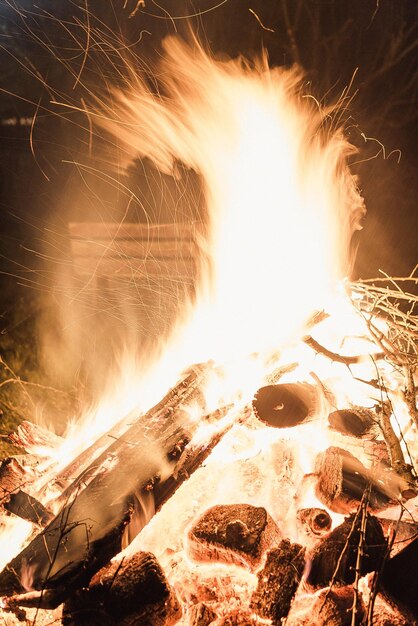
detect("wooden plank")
[68,222,202,240]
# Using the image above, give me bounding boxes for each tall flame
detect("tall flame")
[97,37,364,366]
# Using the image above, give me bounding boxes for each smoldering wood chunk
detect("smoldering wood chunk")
[62,552,181,626]
[381,535,418,621]
[217,609,259,625]
[369,595,411,626]
[252,383,318,428]
[188,602,217,626]
[250,540,305,624]
[8,420,62,453]
[188,503,281,569]
[328,408,374,437]
[314,447,393,514]
[287,586,365,626]
[307,513,387,589]
[296,508,332,540]
[4,490,54,527]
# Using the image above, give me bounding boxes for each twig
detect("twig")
[303,335,383,366]
[351,484,371,626]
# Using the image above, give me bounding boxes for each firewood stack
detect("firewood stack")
[0,368,417,625]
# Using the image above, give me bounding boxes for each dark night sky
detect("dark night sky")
[0,0,417,284]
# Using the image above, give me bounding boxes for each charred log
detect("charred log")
[381,535,418,621]
[287,586,365,626]
[0,366,236,600]
[62,552,181,626]
[314,447,399,514]
[252,383,319,428]
[188,602,217,626]
[250,540,305,624]
[306,513,387,589]
[188,503,281,570]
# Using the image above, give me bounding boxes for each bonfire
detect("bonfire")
[0,38,417,626]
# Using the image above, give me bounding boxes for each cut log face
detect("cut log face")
[252,383,319,428]
[328,409,374,438]
[62,552,181,626]
[314,447,394,514]
[187,504,281,570]
[306,513,387,589]
[296,508,332,540]
[250,540,305,624]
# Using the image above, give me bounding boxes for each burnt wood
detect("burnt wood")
[307,512,387,589]
[296,507,332,540]
[188,503,281,570]
[381,535,418,621]
[0,365,210,596]
[188,602,218,626]
[4,490,54,527]
[328,408,374,437]
[62,551,181,626]
[314,446,396,514]
[250,540,305,624]
[287,586,365,626]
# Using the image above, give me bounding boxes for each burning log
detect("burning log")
[250,540,305,624]
[314,447,401,514]
[4,490,53,527]
[381,535,418,621]
[62,551,181,626]
[287,586,365,626]
[328,408,374,437]
[252,383,319,428]
[8,420,62,453]
[187,503,281,570]
[0,366,236,601]
[306,512,387,589]
[296,508,332,540]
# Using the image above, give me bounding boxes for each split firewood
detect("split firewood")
[62,551,181,626]
[306,512,387,589]
[0,457,35,501]
[0,366,235,600]
[287,586,365,626]
[252,383,319,428]
[8,420,62,454]
[188,503,281,570]
[188,602,217,626]
[250,539,305,624]
[4,490,54,527]
[381,535,418,621]
[314,446,408,514]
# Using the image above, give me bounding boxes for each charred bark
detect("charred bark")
[250,540,305,624]
[188,503,281,570]
[306,513,387,589]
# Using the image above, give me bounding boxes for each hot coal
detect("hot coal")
[188,602,217,626]
[252,383,318,428]
[62,551,181,626]
[188,503,281,569]
[287,586,365,626]
[328,408,374,437]
[250,539,305,624]
[307,512,387,589]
